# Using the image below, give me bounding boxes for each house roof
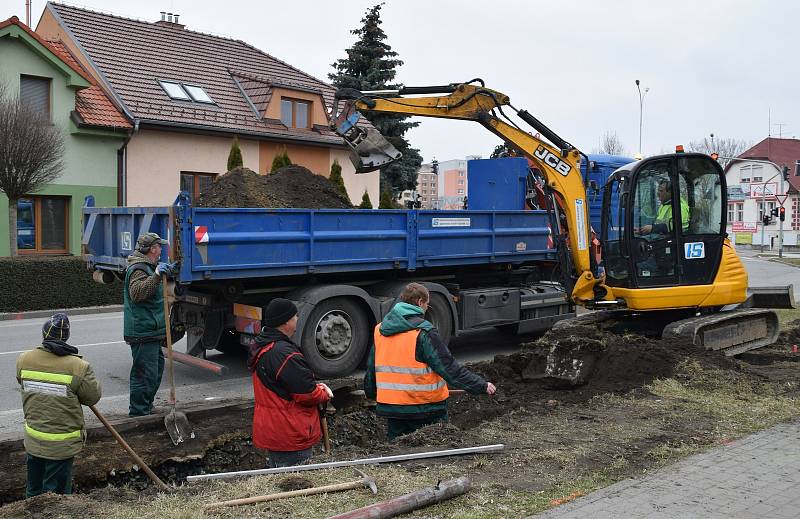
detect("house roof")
[0,16,130,130]
[47,3,347,145]
[47,39,132,129]
[733,137,800,192]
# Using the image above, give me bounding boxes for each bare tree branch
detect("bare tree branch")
[687,137,751,168]
[0,87,65,255]
[593,131,626,155]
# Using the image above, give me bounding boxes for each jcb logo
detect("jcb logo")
[534,145,572,176]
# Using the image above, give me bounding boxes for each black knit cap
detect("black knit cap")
[264,298,298,328]
[42,313,70,341]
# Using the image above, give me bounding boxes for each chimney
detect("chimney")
[795,160,800,177]
[155,11,185,29]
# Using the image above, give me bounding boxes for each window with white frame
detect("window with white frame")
[727,203,735,223]
[736,203,744,222]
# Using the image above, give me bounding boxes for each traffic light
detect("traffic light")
[784,166,790,181]
[763,215,772,226]
[770,207,779,218]
[780,207,786,222]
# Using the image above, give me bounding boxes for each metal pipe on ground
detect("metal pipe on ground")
[186,444,504,482]
[160,347,228,376]
[327,476,471,519]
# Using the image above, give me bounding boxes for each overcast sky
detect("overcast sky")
[4,0,799,162]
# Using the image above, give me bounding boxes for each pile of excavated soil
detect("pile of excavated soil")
[195,166,352,209]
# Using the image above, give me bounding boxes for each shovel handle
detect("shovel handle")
[164,205,177,406]
[320,402,331,455]
[90,405,170,492]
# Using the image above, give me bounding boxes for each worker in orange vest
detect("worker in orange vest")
[364,283,496,440]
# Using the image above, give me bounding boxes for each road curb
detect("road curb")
[0,305,123,322]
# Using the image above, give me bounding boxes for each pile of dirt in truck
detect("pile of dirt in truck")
[1,323,798,518]
[194,166,352,209]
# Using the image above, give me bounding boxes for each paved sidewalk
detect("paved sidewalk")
[535,420,800,518]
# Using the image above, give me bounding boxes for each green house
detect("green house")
[0,16,130,256]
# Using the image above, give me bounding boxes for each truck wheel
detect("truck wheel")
[426,293,454,345]
[300,298,370,378]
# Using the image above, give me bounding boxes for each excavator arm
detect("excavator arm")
[329,80,602,304]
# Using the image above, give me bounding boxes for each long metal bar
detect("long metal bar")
[186,444,504,482]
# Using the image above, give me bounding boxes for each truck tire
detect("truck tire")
[426,293,454,345]
[300,298,370,378]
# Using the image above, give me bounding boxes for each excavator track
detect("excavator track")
[661,308,779,357]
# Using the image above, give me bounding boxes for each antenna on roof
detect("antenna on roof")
[26,0,31,26]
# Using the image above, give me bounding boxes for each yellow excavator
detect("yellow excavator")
[329,79,792,383]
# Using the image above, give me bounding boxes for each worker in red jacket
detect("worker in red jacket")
[249,298,332,467]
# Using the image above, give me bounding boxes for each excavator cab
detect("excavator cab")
[601,152,727,292]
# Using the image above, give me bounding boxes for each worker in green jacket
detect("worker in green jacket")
[17,313,101,497]
[638,179,690,237]
[124,232,177,417]
[364,283,496,440]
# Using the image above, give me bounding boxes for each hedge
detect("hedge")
[0,256,122,312]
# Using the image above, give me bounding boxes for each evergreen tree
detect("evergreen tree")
[329,3,422,195]
[329,159,349,201]
[227,136,244,171]
[270,148,292,172]
[378,187,395,209]
[359,189,373,209]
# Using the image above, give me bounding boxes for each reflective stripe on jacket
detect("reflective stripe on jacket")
[17,348,101,460]
[374,325,448,405]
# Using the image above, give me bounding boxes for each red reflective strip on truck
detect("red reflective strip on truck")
[195,226,209,243]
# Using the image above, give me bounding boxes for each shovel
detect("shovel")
[90,405,170,492]
[162,207,193,445]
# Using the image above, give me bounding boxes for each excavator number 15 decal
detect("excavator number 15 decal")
[533,145,572,176]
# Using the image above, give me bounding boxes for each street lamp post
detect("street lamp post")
[635,80,650,157]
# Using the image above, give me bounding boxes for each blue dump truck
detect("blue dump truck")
[82,156,628,377]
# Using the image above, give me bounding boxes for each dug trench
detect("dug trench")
[2,322,799,517]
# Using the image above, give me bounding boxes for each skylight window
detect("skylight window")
[184,85,214,104]
[159,81,190,100]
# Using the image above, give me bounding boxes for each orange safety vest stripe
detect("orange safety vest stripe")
[374,325,448,405]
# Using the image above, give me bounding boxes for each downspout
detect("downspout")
[117,119,139,206]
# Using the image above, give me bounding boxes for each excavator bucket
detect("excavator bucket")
[344,125,403,173]
[329,96,402,173]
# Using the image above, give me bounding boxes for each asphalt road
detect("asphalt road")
[0,312,528,441]
[1,247,796,441]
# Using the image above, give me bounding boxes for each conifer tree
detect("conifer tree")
[227,136,244,171]
[379,187,395,209]
[270,148,292,172]
[329,4,422,195]
[329,159,349,201]
[359,189,373,209]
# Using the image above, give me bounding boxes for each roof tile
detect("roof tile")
[49,3,348,144]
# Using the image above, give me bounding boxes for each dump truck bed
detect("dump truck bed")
[83,199,557,283]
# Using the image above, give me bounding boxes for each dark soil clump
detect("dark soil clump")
[195,166,352,209]
[0,492,99,519]
[277,476,314,491]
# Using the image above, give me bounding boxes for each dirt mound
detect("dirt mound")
[195,166,352,209]
[0,492,100,519]
[278,476,314,491]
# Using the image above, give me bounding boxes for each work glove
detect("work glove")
[319,383,334,399]
[155,261,178,277]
